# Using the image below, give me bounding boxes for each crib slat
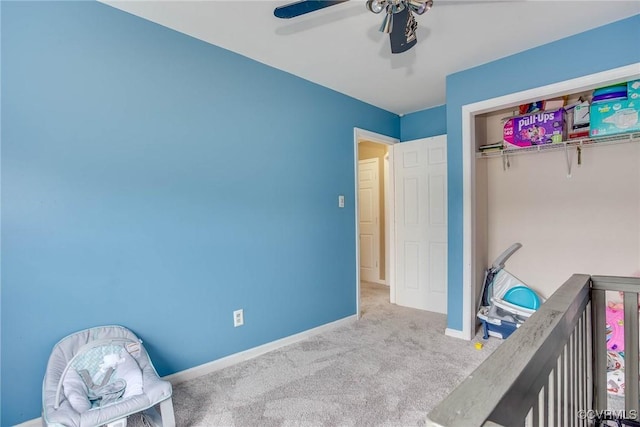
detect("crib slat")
[585,301,593,427]
[591,289,607,412]
[577,314,584,427]
[562,346,568,426]
[532,390,540,426]
[544,373,550,427]
[567,334,572,427]
[569,330,576,427]
[552,361,558,427]
[624,291,639,419]
[582,308,590,427]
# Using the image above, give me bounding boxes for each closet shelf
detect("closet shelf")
[476,132,640,159]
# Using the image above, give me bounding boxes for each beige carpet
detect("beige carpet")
[131,282,501,426]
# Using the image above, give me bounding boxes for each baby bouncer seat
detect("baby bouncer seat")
[477,243,545,339]
[42,325,175,427]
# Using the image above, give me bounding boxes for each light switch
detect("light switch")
[338,195,345,208]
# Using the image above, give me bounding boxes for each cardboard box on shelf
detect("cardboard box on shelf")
[572,102,590,129]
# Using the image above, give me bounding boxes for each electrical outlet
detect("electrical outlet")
[233,309,244,327]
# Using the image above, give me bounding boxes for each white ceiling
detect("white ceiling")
[102,0,640,115]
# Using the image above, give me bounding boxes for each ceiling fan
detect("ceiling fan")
[274,0,435,54]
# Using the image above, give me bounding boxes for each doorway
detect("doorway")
[354,128,398,318]
[354,129,449,317]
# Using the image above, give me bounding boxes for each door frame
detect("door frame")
[354,128,399,318]
[458,63,640,340]
[358,157,381,285]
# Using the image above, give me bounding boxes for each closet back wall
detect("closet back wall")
[484,142,640,297]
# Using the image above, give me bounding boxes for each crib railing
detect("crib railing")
[426,274,640,427]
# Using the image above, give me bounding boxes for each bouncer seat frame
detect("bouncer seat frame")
[477,243,545,339]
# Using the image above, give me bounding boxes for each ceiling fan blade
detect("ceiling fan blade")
[274,1,349,19]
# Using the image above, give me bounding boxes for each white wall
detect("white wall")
[483,141,640,298]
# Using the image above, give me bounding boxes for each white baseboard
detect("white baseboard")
[15,418,41,427]
[445,327,470,340]
[164,314,357,385]
[17,315,357,427]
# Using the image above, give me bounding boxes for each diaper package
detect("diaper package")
[590,99,640,137]
[503,108,566,147]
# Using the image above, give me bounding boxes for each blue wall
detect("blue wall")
[0,2,399,424]
[400,104,446,140]
[444,15,640,331]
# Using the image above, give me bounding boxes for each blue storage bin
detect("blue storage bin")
[478,312,519,340]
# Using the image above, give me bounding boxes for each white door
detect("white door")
[394,135,448,313]
[358,158,380,283]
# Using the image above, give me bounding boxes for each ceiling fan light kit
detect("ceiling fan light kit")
[408,0,433,15]
[366,0,386,14]
[276,0,434,54]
